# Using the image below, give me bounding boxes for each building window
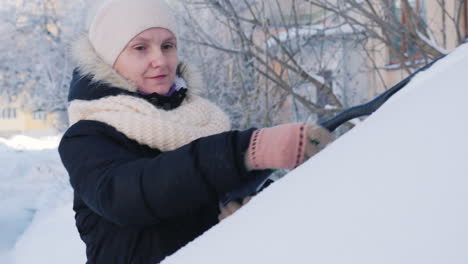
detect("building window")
[389,0,426,65]
[0,108,17,120]
[33,111,47,121]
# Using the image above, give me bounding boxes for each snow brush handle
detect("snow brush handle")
[321,56,444,132]
[221,56,444,206]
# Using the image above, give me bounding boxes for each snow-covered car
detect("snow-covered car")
[163,44,468,263]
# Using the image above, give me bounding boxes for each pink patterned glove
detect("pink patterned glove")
[245,123,332,170]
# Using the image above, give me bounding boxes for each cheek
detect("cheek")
[169,55,179,74]
[115,56,147,83]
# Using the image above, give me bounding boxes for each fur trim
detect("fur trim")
[176,62,202,94]
[70,33,202,94]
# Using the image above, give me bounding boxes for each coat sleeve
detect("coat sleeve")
[59,120,257,227]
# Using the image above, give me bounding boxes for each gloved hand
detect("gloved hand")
[303,124,334,160]
[244,123,333,171]
[218,196,252,221]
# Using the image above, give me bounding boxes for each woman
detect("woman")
[58,0,333,263]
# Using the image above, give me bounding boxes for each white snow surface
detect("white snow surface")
[0,135,84,264]
[1,44,467,264]
[165,44,468,263]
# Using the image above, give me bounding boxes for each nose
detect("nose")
[149,49,166,68]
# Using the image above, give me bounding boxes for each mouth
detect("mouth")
[148,74,167,80]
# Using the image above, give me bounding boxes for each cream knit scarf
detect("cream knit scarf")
[68,94,231,151]
[68,35,231,151]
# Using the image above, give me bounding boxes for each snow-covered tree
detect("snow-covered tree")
[0,0,89,128]
[176,0,466,128]
[303,0,466,77]
[176,0,369,129]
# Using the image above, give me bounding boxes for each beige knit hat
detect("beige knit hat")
[87,0,177,66]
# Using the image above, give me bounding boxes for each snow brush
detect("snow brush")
[221,56,444,206]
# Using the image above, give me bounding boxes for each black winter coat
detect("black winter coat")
[59,70,268,263]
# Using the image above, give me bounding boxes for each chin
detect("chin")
[141,86,170,95]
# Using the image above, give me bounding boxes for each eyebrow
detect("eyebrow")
[164,37,177,43]
[131,36,151,43]
[130,36,177,45]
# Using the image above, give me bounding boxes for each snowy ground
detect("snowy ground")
[0,135,84,263]
[1,44,468,263]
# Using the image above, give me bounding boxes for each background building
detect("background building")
[0,95,61,137]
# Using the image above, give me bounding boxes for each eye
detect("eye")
[162,43,176,50]
[134,45,146,51]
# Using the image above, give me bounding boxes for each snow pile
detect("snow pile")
[12,202,85,264]
[0,135,62,151]
[0,134,84,264]
[164,45,468,263]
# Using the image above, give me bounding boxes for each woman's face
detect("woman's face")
[114,27,178,95]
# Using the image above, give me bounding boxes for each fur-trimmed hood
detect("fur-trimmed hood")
[69,34,202,101]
